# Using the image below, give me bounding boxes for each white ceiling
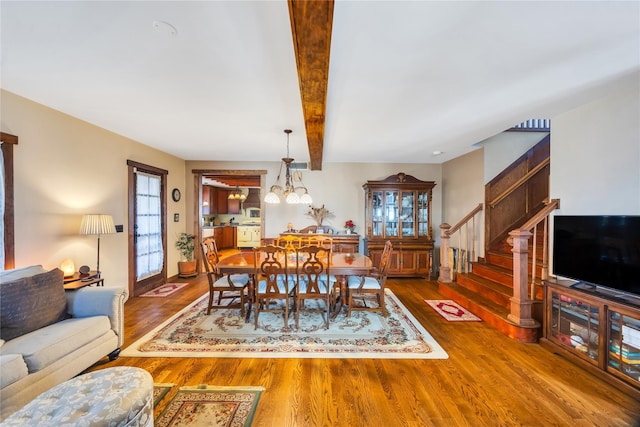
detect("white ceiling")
[1,1,638,165]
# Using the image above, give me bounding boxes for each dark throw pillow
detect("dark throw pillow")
[0,268,69,341]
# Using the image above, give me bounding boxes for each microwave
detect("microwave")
[247,208,261,218]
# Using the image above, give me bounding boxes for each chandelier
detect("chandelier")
[264,129,312,204]
[227,180,246,201]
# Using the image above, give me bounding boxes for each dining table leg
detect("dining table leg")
[331,275,347,320]
[245,275,255,323]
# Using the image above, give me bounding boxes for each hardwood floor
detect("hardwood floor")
[88,275,640,426]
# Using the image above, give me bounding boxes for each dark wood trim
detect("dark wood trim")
[127,160,168,297]
[288,0,334,171]
[1,132,18,270]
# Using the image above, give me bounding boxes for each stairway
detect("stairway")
[438,224,546,343]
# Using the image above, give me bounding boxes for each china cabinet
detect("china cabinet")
[542,279,640,398]
[363,173,435,277]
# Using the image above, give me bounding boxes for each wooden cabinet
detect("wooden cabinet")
[209,188,241,215]
[213,226,236,250]
[363,172,435,278]
[202,185,212,215]
[542,280,640,398]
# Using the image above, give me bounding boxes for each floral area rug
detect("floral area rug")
[424,299,482,321]
[140,283,189,297]
[155,385,263,427]
[122,289,448,359]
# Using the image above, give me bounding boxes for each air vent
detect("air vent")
[290,162,308,170]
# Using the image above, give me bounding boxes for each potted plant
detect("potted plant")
[175,232,197,278]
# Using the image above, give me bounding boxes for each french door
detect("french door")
[127,160,167,296]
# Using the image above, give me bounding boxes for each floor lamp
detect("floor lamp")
[80,214,116,277]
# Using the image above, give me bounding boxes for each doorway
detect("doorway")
[127,160,168,296]
[192,169,266,263]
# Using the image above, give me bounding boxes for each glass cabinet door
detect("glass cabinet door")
[609,311,640,384]
[549,291,599,362]
[372,191,383,237]
[401,191,414,237]
[385,191,398,237]
[417,191,429,237]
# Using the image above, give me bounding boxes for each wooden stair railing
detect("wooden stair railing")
[485,135,550,253]
[507,198,559,327]
[439,203,483,283]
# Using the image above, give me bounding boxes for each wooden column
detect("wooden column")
[438,223,451,283]
[507,229,536,326]
[1,132,18,270]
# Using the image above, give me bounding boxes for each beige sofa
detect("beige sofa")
[0,265,128,420]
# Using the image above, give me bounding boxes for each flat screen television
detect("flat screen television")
[553,215,640,296]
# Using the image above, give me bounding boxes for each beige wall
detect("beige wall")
[551,78,640,214]
[441,148,485,258]
[1,90,186,286]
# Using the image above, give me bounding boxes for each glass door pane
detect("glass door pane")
[136,172,164,281]
[372,191,383,237]
[401,191,414,237]
[418,191,429,237]
[609,311,640,383]
[385,191,398,237]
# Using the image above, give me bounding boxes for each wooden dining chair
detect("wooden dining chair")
[306,235,338,287]
[295,245,333,329]
[275,235,303,253]
[253,245,296,330]
[201,238,250,316]
[346,240,393,317]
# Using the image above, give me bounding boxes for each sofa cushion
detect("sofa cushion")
[0,354,29,388]
[0,316,112,373]
[0,268,68,341]
[0,265,46,283]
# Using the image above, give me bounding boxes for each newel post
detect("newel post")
[507,229,536,326]
[438,223,452,283]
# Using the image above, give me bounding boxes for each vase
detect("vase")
[178,260,197,278]
[345,229,352,234]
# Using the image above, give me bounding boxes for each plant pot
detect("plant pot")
[178,260,197,278]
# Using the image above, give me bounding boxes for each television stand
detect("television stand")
[542,279,640,398]
[569,281,640,309]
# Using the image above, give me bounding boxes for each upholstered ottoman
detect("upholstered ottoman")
[0,366,153,426]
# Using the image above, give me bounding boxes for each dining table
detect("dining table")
[216,251,374,321]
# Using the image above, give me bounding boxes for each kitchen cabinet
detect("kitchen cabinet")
[363,172,435,278]
[542,279,640,398]
[202,185,212,215]
[212,226,236,250]
[210,188,241,215]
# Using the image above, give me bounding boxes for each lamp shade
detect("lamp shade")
[80,214,116,236]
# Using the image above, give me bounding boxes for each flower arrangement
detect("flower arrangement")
[344,219,356,232]
[306,204,334,226]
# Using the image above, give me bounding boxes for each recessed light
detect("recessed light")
[432,150,444,156]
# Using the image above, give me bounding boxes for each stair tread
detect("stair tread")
[473,261,544,285]
[440,281,510,317]
[461,272,512,295]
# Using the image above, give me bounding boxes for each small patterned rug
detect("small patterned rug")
[122,289,448,359]
[155,385,264,427]
[140,283,189,297]
[424,300,482,322]
[154,383,175,407]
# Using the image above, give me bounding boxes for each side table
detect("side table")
[63,271,104,290]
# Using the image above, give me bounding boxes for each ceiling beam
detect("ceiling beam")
[288,0,334,171]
